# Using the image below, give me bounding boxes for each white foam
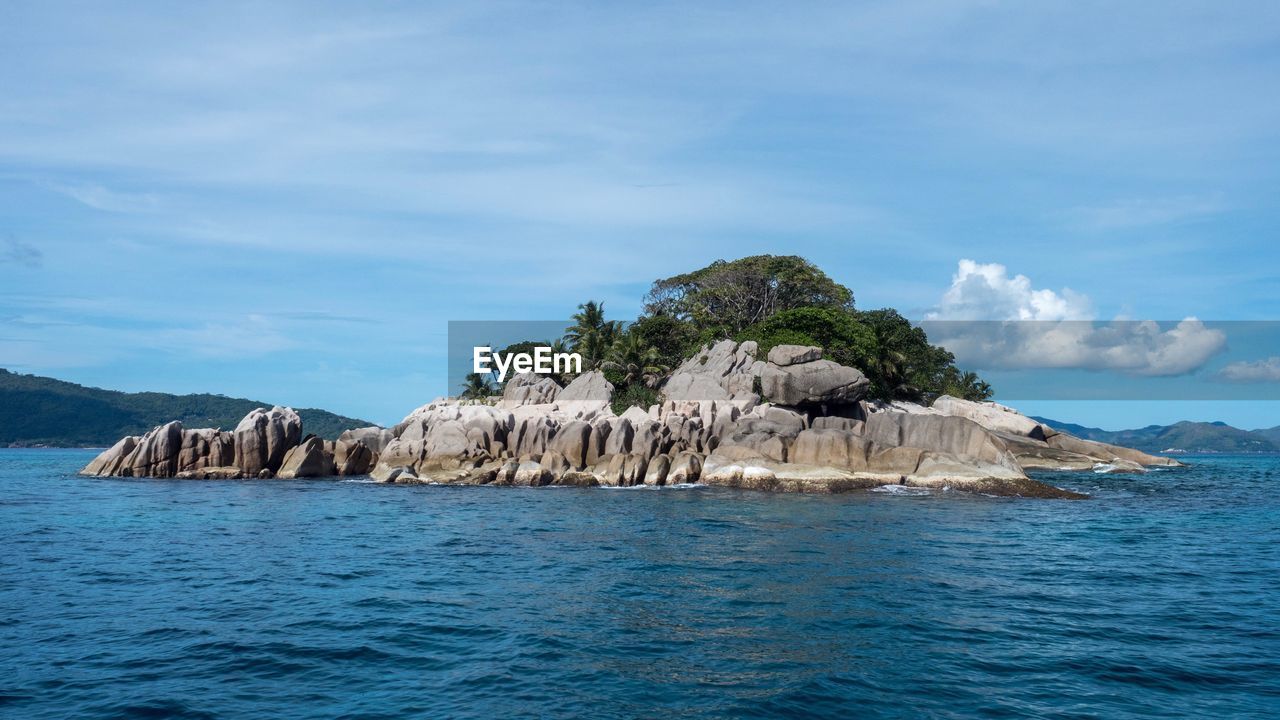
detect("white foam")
[870,484,932,496]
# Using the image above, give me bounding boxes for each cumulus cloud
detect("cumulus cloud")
[1217,357,1280,383]
[924,260,1226,376]
[928,259,1092,321]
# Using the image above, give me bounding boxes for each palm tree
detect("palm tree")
[565,301,622,370]
[459,372,496,400]
[867,329,919,401]
[941,369,993,402]
[604,333,669,388]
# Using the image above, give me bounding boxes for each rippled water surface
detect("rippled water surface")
[2,449,1278,718]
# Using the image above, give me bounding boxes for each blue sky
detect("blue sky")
[2,1,1279,429]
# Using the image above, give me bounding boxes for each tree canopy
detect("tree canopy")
[511,255,990,409]
[644,255,854,338]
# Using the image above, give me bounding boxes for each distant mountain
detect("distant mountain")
[1,369,372,447]
[1252,426,1280,444]
[1032,416,1280,454]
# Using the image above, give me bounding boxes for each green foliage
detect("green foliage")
[610,383,659,416]
[565,300,622,370]
[627,314,699,371]
[734,305,993,403]
[0,368,371,446]
[937,367,994,402]
[644,254,854,338]
[603,331,669,388]
[854,308,969,403]
[737,306,876,374]
[458,372,497,400]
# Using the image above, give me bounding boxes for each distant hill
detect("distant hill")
[1032,416,1280,454]
[1,369,372,447]
[1252,426,1280,444]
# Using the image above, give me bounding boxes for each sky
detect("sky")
[1,1,1279,429]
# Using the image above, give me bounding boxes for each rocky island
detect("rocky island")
[80,257,1185,497]
[80,339,1179,498]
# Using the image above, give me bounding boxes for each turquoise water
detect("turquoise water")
[2,449,1278,719]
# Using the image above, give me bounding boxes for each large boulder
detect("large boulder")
[338,426,394,454]
[663,340,761,408]
[277,436,337,479]
[177,428,235,473]
[666,451,703,484]
[767,344,822,366]
[233,406,302,476]
[548,420,593,469]
[760,359,869,407]
[334,427,387,476]
[334,440,376,475]
[82,436,139,477]
[501,372,561,407]
[127,421,185,478]
[558,370,613,403]
[931,395,1046,438]
[556,371,614,419]
[861,411,1023,476]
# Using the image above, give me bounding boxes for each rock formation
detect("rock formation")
[81,341,1183,498]
[233,406,302,477]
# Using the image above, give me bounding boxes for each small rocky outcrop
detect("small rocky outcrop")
[81,405,344,480]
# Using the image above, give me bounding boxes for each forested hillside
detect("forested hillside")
[0,369,370,446]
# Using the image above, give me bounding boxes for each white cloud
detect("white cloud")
[46,183,160,214]
[1217,357,1280,383]
[928,259,1092,321]
[925,260,1226,376]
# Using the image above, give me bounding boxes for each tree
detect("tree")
[938,367,994,402]
[458,372,496,400]
[604,332,669,388]
[736,306,876,373]
[644,255,854,338]
[628,314,699,372]
[565,300,622,370]
[855,308,977,403]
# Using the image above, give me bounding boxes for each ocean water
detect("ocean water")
[2,450,1277,719]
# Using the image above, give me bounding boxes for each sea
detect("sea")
[2,449,1277,719]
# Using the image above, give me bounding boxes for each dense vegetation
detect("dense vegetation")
[0,369,371,447]
[478,254,993,409]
